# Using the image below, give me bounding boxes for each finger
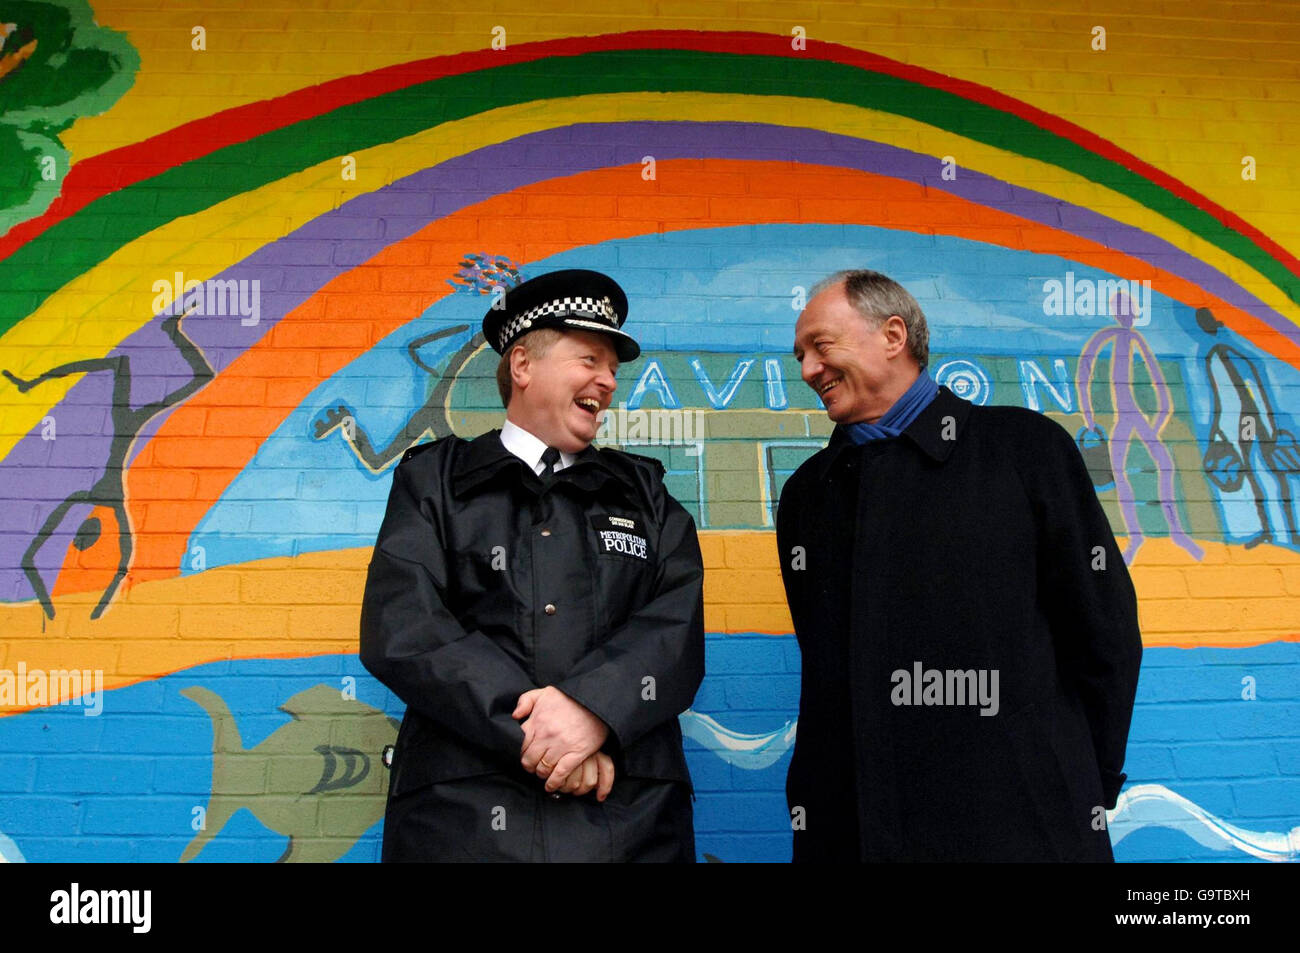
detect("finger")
[571,757,595,795]
[577,759,595,790]
[578,755,597,795]
[521,718,556,761]
[561,763,584,794]
[513,689,542,720]
[596,753,615,801]
[522,744,551,776]
[545,752,584,792]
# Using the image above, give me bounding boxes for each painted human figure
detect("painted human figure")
[1,308,212,619]
[1076,291,1203,563]
[1196,307,1300,546]
[312,324,485,473]
[314,256,523,473]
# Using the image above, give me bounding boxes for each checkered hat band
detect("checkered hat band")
[498,296,617,350]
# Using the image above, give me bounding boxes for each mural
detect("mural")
[1077,292,1203,562]
[0,0,138,235]
[0,1,1296,863]
[180,684,399,863]
[2,307,213,620]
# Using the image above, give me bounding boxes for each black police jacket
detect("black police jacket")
[360,429,706,806]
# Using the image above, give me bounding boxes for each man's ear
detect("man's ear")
[509,344,531,392]
[884,315,909,358]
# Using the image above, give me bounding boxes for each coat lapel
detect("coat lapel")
[899,385,973,463]
[450,430,530,498]
[807,385,973,483]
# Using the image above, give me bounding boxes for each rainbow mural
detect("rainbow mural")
[0,1,1297,863]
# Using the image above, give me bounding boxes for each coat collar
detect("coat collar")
[451,429,627,499]
[499,419,577,473]
[806,385,973,482]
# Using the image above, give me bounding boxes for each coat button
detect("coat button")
[544,603,557,615]
[540,529,552,537]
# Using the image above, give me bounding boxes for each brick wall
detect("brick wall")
[0,0,1296,863]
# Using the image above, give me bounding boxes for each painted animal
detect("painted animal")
[181,684,399,863]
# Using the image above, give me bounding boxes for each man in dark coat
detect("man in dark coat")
[778,269,1142,862]
[360,269,705,862]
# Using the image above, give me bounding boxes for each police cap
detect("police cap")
[483,269,639,362]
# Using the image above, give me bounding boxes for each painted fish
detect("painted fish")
[181,684,399,863]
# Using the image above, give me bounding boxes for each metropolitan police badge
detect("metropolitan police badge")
[590,514,650,561]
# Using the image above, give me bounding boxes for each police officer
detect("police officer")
[360,269,706,862]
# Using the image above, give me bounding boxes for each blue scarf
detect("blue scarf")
[845,368,939,443]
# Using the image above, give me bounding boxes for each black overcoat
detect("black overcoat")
[777,385,1142,862]
[360,430,705,861]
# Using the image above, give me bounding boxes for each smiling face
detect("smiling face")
[793,282,918,424]
[506,329,619,453]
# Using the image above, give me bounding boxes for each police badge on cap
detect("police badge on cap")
[483,269,640,362]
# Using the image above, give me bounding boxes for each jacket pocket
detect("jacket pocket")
[618,720,694,791]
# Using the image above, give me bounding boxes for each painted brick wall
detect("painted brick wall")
[0,0,1297,863]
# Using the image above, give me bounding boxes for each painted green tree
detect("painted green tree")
[0,0,137,236]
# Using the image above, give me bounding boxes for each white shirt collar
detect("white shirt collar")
[500,419,575,475]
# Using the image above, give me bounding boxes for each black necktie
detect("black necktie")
[539,446,561,487]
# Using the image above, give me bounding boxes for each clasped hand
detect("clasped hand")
[513,686,613,799]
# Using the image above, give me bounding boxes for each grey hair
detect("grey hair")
[495,328,565,408]
[809,269,929,368]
